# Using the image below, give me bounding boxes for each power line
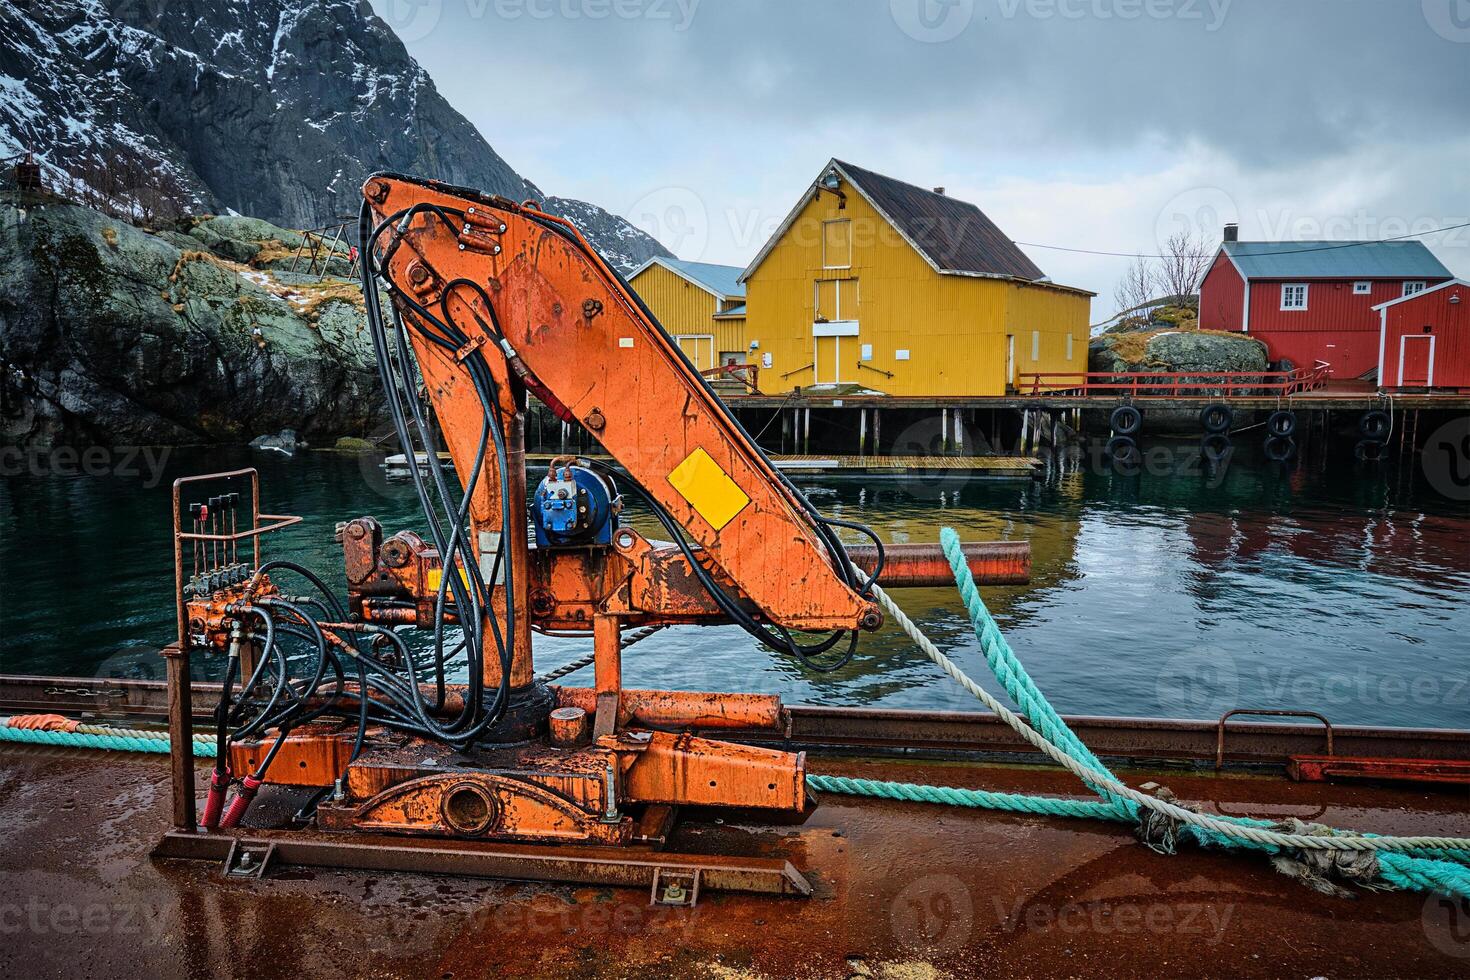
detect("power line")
[1014,220,1470,260]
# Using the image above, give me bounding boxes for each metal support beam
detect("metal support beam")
[151,829,812,897]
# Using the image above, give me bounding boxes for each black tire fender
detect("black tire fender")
[1201,403,1233,434]
[1267,410,1297,438]
[1359,409,1390,441]
[1110,405,1143,436]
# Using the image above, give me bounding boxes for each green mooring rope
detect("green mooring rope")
[5,535,1467,899]
[0,721,216,758]
[807,527,1470,900]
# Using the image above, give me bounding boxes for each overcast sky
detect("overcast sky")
[370,0,1469,315]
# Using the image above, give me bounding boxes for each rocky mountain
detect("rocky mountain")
[0,201,387,447]
[0,0,670,270]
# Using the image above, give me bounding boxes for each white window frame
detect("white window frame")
[1280,283,1309,311]
[821,219,853,270]
[1403,280,1426,297]
[1353,281,1371,295]
[1031,330,1040,361]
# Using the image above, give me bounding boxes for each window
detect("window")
[1280,283,1308,311]
[822,219,852,269]
[1403,281,1426,297]
[1353,281,1371,295]
[814,278,858,321]
[1031,331,1040,360]
[1066,333,1074,361]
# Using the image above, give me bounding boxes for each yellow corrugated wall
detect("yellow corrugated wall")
[627,263,746,371]
[743,185,1091,395]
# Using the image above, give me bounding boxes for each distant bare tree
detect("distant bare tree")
[68,155,192,226]
[1156,230,1212,308]
[1113,255,1160,320]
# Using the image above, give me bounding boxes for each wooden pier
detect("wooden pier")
[385,452,1040,479]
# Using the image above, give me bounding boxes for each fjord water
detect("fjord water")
[1,445,1466,729]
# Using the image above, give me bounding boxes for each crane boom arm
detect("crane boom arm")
[363,173,878,634]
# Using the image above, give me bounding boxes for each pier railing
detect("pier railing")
[1018,361,1330,399]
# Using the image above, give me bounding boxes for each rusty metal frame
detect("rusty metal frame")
[166,469,302,831]
[1215,708,1333,770]
[7,673,1469,770]
[151,828,810,898]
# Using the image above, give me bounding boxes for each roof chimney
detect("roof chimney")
[932,186,945,196]
[1223,223,1238,243]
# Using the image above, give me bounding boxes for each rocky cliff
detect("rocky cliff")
[0,0,670,271]
[0,201,385,447]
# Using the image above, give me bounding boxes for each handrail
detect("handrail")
[1019,361,1331,398]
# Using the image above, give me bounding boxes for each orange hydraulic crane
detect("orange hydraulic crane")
[164,174,1028,876]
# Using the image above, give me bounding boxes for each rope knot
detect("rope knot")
[1268,819,1383,898]
[1133,782,1197,855]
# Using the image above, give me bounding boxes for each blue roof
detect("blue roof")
[656,258,746,299]
[714,303,746,317]
[1222,240,1451,280]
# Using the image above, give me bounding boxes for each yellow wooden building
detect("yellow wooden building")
[624,257,748,373]
[737,159,1093,396]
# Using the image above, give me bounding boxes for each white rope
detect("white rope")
[863,576,1470,854]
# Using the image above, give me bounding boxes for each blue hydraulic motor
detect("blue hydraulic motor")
[532,462,622,547]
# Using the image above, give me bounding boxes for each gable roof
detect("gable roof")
[1371,277,1468,311]
[626,256,745,300]
[740,159,1068,288]
[1221,240,1452,281]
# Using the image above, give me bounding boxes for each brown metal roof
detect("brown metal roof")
[834,159,1046,281]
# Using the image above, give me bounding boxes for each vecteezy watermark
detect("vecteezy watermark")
[624,186,709,260]
[1254,665,1468,710]
[0,445,171,488]
[993,896,1235,942]
[1421,415,1470,503]
[995,0,1232,30]
[474,896,702,938]
[890,0,976,43]
[1423,0,1470,43]
[1154,186,1239,255]
[892,0,1232,40]
[486,0,701,29]
[375,0,702,42]
[1155,648,1239,718]
[1047,439,1236,486]
[890,874,975,953]
[0,899,167,940]
[375,0,445,43]
[1423,894,1470,959]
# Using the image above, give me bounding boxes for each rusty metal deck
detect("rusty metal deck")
[2,734,1468,977]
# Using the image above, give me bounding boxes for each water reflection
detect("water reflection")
[0,446,1465,728]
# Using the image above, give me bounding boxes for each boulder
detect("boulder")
[1090,328,1268,374]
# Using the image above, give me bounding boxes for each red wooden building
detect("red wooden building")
[1375,278,1470,390]
[1198,225,1453,379]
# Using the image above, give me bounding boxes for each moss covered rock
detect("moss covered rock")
[0,201,384,447]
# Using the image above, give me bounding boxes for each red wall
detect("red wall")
[1380,282,1470,389]
[1198,253,1245,331]
[1246,278,1450,378]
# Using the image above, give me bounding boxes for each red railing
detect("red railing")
[702,362,761,393]
[1018,361,1330,398]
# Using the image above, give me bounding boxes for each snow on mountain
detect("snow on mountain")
[0,0,670,269]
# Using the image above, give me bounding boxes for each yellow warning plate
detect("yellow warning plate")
[667,447,750,531]
[425,565,470,593]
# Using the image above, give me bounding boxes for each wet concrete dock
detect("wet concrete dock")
[2,744,1467,978]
